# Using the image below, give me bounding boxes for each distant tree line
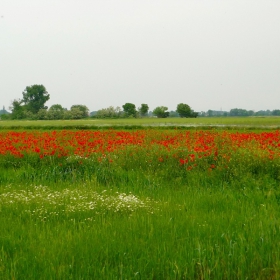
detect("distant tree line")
[92,103,198,119]
[200,108,280,117]
[1,84,279,120]
[2,85,89,120]
[1,85,198,120]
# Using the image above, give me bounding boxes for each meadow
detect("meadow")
[1,118,280,279]
[1,116,280,130]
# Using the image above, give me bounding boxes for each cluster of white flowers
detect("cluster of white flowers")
[0,185,157,221]
[66,155,95,163]
[66,154,84,160]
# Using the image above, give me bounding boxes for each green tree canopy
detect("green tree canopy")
[22,85,50,114]
[37,109,48,120]
[96,106,122,118]
[229,108,252,116]
[139,104,149,117]
[49,104,64,111]
[176,103,192,117]
[177,103,198,118]
[10,99,25,119]
[48,104,65,120]
[122,103,137,117]
[70,105,89,118]
[153,106,169,118]
[272,110,280,116]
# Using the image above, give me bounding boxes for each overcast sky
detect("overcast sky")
[1,0,279,113]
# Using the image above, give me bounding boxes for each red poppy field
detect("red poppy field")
[1,129,280,185]
[1,130,280,160]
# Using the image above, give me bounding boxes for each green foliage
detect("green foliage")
[230,108,254,116]
[37,109,48,120]
[139,103,149,117]
[68,108,84,119]
[0,113,10,120]
[153,106,169,118]
[48,104,65,120]
[9,85,49,119]
[22,85,50,114]
[10,99,25,119]
[7,84,92,121]
[176,103,198,118]
[95,106,122,118]
[176,103,192,117]
[272,109,280,116]
[122,103,137,117]
[169,110,179,117]
[70,105,89,119]
[202,109,280,117]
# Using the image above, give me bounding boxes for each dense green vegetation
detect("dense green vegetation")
[0,127,280,279]
[0,116,280,131]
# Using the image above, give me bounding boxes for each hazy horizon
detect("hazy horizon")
[1,0,279,113]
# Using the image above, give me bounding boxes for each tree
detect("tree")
[139,104,149,117]
[70,105,89,118]
[255,110,271,116]
[248,110,254,116]
[69,107,84,119]
[22,85,50,114]
[153,106,169,118]
[10,99,25,119]
[229,108,250,116]
[63,110,73,120]
[272,110,280,116]
[169,111,179,117]
[48,104,65,120]
[192,111,198,118]
[122,103,137,117]
[37,109,48,120]
[176,103,192,118]
[96,106,122,118]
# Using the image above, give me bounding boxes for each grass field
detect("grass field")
[1,116,280,130]
[1,123,280,279]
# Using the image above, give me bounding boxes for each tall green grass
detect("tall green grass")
[1,181,280,279]
[1,132,280,279]
[1,116,280,130]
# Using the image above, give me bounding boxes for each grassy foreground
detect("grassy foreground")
[0,116,280,130]
[1,182,279,279]
[1,129,280,279]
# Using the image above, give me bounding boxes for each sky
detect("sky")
[0,0,279,113]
